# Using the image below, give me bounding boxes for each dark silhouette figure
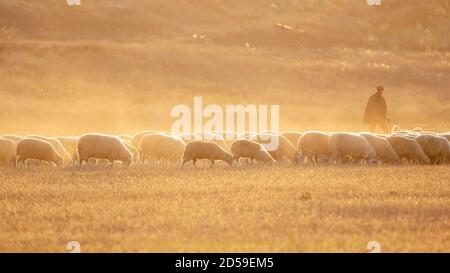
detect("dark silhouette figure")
[363,85,388,132]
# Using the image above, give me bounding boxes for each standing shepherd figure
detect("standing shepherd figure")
[363,85,389,132]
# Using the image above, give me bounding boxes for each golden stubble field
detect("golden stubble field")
[1,164,449,253]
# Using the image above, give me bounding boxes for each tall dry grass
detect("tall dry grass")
[1,164,449,252]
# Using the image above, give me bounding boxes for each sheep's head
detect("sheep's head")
[291,152,302,165]
[224,153,233,166]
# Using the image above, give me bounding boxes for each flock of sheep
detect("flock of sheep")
[0,127,449,168]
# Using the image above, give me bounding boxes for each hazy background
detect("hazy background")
[1,0,449,135]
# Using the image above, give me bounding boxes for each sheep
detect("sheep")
[297,131,331,164]
[387,135,431,164]
[139,133,186,163]
[193,131,229,151]
[16,138,63,167]
[131,131,161,149]
[360,133,400,164]
[0,138,17,167]
[55,136,79,163]
[1,134,23,143]
[441,133,450,142]
[181,141,233,168]
[254,133,300,164]
[281,131,303,148]
[78,133,133,167]
[230,139,274,165]
[26,135,72,166]
[415,134,450,164]
[329,133,378,164]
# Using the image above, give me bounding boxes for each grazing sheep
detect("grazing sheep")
[1,134,24,143]
[255,133,300,164]
[131,131,160,149]
[230,139,274,165]
[181,141,233,168]
[16,138,63,167]
[360,133,400,164]
[281,131,303,148]
[78,133,133,167]
[329,133,378,164]
[0,138,17,167]
[140,133,186,163]
[415,134,450,164]
[26,135,72,166]
[297,131,331,164]
[55,136,79,163]
[387,135,431,164]
[192,132,229,151]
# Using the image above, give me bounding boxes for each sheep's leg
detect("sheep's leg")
[180,158,189,168]
[192,158,198,168]
[209,159,215,168]
[16,157,24,168]
[233,156,241,166]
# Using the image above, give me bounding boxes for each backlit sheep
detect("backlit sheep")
[140,133,186,163]
[230,139,274,165]
[281,131,303,147]
[388,135,431,164]
[78,133,133,167]
[415,134,450,164]
[360,133,400,164]
[255,133,300,164]
[27,135,72,166]
[181,141,233,168]
[16,138,63,167]
[329,133,377,164]
[0,138,17,167]
[297,131,331,164]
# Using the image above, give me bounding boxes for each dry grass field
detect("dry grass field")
[1,1,450,253]
[1,164,450,253]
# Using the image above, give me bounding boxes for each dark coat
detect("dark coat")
[363,92,387,124]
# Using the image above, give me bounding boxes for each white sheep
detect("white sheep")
[16,138,63,167]
[255,133,300,164]
[297,131,331,164]
[329,133,378,164]
[192,131,229,151]
[1,134,24,143]
[230,139,274,165]
[26,135,72,166]
[281,131,303,148]
[140,133,186,163]
[131,131,162,149]
[0,138,17,167]
[415,134,450,164]
[181,141,233,168]
[78,133,133,167]
[387,135,431,164]
[360,133,400,164]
